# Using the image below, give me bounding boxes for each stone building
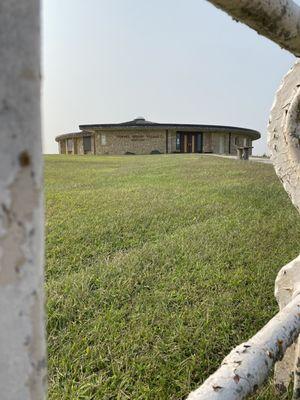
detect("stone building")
[55,117,260,155]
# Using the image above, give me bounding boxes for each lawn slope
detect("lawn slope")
[45,154,300,399]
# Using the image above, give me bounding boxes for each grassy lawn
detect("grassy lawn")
[45,154,300,400]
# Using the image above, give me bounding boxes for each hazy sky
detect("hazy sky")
[42,0,297,155]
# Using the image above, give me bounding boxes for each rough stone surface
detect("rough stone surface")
[274,256,300,390]
[269,60,300,213]
[187,295,300,399]
[57,129,253,156]
[186,1,300,399]
[94,129,167,155]
[0,1,46,399]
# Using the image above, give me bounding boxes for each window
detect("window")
[83,136,91,153]
[67,138,73,153]
[101,134,107,145]
[234,137,240,146]
[196,133,202,152]
[219,135,225,154]
[176,133,180,151]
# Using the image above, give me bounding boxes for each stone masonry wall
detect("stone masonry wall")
[60,140,66,154]
[76,137,83,154]
[203,133,213,153]
[59,136,96,155]
[94,129,167,155]
[58,131,253,155]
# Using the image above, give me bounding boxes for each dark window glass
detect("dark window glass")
[176,133,180,150]
[83,136,92,152]
[197,134,202,152]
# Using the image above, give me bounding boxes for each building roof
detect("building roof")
[56,117,261,141]
[55,131,92,142]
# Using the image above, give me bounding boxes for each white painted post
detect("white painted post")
[274,256,300,393]
[269,60,300,213]
[270,59,300,393]
[0,1,46,399]
[187,1,300,399]
[269,56,300,393]
[187,295,300,399]
[293,339,300,398]
[206,0,300,56]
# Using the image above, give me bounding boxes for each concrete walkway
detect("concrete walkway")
[204,153,272,164]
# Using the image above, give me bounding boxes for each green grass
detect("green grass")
[45,154,300,399]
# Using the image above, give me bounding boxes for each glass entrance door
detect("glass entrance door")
[179,133,202,153]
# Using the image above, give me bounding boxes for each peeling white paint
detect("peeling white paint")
[0,1,46,399]
[187,295,300,399]
[274,256,300,392]
[269,60,300,213]
[267,42,300,400]
[187,1,300,399]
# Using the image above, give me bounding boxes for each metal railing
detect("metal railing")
[187,1,300,399]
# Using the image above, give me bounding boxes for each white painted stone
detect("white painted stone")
[187,295,300,399]
[0,1,46,399]
[269,63,300,391]
[269,60,300,213]
[187,2,300,399]
[274,256,300,391]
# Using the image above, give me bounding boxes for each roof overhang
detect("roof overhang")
[55,120,261,142]
[78,123,261,140]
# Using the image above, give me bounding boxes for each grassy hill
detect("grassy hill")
[45,154,300,399]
